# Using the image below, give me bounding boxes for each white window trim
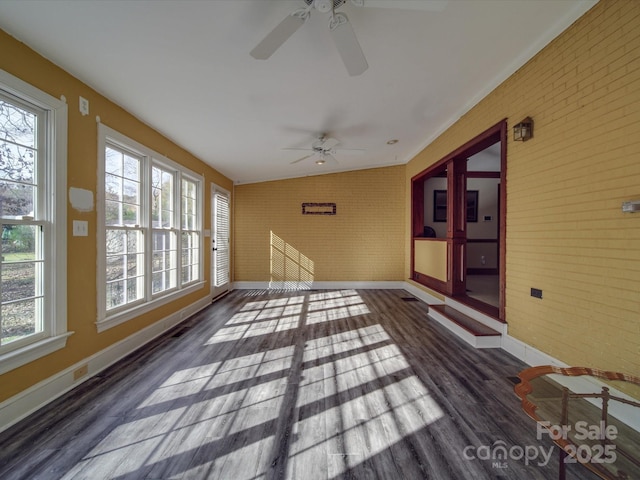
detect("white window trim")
[181,173,205,288]
[0,69,70,375]
[97,124,204,333]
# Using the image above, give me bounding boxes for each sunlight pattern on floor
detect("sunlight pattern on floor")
[206,296,305,344]
[289,323,444,478]
[61,290,443,480]
[306,291,371,324]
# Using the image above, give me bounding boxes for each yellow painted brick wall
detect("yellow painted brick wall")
[407,0,640,376]
[0,29,233,402]
[235,166,405,283]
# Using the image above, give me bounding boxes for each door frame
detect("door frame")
[410,119,507,320]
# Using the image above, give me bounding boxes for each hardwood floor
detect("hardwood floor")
[466,275,499,308]
[0,289,599,480]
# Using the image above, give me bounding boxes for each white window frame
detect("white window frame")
[151,162,178,297]
[97,124,204,332]
[180,176,202,287]
[0,69,70,375]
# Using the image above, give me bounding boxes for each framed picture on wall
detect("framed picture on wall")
[466,190,478,222]
[433,190,479,222]
[433,190,447,222]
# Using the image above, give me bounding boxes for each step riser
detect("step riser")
[428,310,501,349]
[445,298,506,334]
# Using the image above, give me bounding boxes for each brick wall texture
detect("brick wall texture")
[407,0,640,375]
[235,166,406,283]
[235,0,639,376]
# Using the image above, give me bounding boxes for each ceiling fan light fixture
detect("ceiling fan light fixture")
[314,0,334,13]
[284,134,364,165]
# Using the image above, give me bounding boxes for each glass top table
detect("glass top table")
[514,365,640,480]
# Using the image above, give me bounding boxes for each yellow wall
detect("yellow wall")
[235,166,405,283]
[414,240,447,281]
[407,0,640,376]
[3,0,639,407]
[0,30,233,401]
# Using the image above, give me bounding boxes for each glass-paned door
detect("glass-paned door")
[211,184,230,299]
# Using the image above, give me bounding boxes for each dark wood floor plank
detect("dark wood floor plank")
[0,289,601,480]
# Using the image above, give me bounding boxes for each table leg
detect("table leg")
[559,446,566,480]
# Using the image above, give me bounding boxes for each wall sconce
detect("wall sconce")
[513,117,533,141]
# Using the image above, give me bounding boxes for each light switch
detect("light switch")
[73,220,88,236]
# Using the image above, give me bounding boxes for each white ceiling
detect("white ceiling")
[0,0,596,184]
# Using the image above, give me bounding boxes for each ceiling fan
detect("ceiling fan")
[284,134,365,165]
[250,0,448,76]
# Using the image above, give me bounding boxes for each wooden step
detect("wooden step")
[430,305,501,336]
[428,304,501,349]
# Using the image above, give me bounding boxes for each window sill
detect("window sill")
[96,281,206,333]
[0,332,74,375]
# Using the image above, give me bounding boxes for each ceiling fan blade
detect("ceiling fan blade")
[329,13,368,76]
[319,136,340,150]
[290,154,314,165]
[351,0,448,11]
[326,153,339,164]
[250,11,307,60]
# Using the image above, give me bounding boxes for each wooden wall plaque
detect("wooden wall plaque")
[302,203,336,215]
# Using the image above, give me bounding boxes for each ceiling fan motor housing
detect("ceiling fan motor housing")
[306,0,347,13]
[253,0,368,76]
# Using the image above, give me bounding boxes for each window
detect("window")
[104,145,144,309]
[181,178,199,285]
[0,69,69,374]
[98,124,203,331]
[151,165,177,294]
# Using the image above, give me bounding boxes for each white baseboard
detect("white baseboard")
[233,281,269,290]
[402,282,444,305]
[233,280,407,290]
[0,295,212,434]
[4,284,636,436]
[501,333,569,368]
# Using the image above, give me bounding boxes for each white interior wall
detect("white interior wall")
[422,176,500,269]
